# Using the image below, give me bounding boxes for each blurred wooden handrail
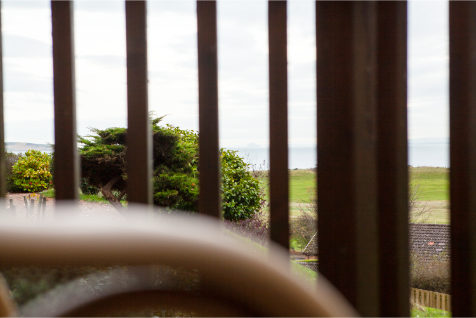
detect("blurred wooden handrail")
[0,208,358,317]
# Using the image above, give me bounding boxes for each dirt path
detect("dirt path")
[412,200,449,224]
[3,193,123,222]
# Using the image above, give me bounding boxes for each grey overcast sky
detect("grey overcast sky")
[2,0,448,148]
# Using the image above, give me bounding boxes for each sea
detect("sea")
[7,140,449,170]
[233,141,449,170]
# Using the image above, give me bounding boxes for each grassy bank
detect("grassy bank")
[285,166,449,203]
[258,167,450,224]
[410,167,449,224]
[411,307,451,317]
[41,166,449,223]
[410,167,449,201]
[41,189,119,205]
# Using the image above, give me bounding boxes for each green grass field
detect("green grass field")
[280,167,450,224]
[289,169,316,203]
[256,169,316,203]
[284,167,449,204]
[42,166,449,223]
[41,188,122,204]
[411,307,451,317]
[410,167,449,201]
[410,167,449,224]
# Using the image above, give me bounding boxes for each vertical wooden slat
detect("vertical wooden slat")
[376,2,409,316]
[317,2,379,316]
[197,1,220,218]
[51,1,79,202]
[125,0,152,206]
[0,1,5,200]
[268,1,289,249]
[449,2,476,316]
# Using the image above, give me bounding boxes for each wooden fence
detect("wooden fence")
[411,288,451,312]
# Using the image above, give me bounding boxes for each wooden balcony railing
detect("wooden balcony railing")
[1,1,476,316]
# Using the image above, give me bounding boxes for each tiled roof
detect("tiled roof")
[303,223,450,259]
[410,223,450,260]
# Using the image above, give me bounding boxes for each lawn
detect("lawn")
[41,189,123,205]
[411,307,451,317]
[255,169,316,204]
[410,167,449,201]
[289,169,316,203]
[255,167,451,224]
[410,167,449,224]
[284,167,449,204]
[281,167,450,224]
[41,166,449,223]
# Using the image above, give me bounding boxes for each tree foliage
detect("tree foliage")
[11,150,52,193]
[5,151,22,192]
[79,117,262,220]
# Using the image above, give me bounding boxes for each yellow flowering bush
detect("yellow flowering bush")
[11,150,52,193]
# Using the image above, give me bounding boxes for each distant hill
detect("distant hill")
[5,142,52,152]
[409,137,448,144]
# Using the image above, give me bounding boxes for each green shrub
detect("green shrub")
[153,170,199,211]
[411,253,450,294]
[11,150,52,193]
[221,149,261,221]
[5,152,22,192]
[80,178,99,195]
[79,117,263,221]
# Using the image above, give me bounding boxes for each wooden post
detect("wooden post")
[450,2,476,316]
[125,1,152,206]
[197,1,221,218]
[268,0,289,250]
[51,1,79,204]
[0,1,5,200]
[317,2,380,315]
[376,2,409,316]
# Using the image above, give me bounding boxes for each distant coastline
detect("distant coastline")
[5,142,52,152]
[5,139,450,169]
[235,139,449,169]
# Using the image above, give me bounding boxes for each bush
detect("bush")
[411,253,450,294]
[153,170,199,211]
[11,150,52,193]
[221,150,262,221]
[79,117,263,221]
[80,178,99,195]
[153,146,263,220]
[5,152,22,192]
[152,123,199,212]
[223,210,269,246]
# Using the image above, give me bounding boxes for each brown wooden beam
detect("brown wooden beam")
[268,0,289,249]
[449,2,476,316]
[125,0,152,206]
[0,1,5,200]
[376,2,409,316]
[51,1,79,203]
[197,1,220,218]
[317,2,379,316]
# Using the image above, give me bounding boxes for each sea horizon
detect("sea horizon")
[234,140,449,170]
[5,139,450,170]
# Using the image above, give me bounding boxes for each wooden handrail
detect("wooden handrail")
[0,207,358,317]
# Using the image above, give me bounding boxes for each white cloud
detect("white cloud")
[407,0,448,141]
[1,0,451,153]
